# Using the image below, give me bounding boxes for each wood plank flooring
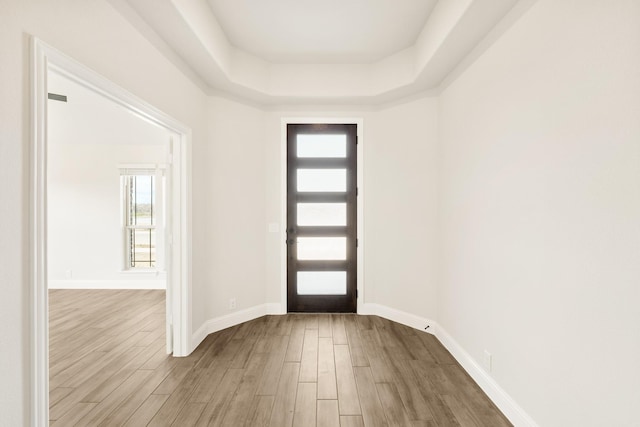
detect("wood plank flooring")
[49,290,512,426]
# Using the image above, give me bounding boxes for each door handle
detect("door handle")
[286,228,296,245]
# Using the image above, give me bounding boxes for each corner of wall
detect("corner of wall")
[436,326,540,427]
[190,303,278,353]
[362,302,539,427]
[360,303,437,335]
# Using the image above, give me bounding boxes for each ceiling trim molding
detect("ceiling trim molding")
[113,0,529,105]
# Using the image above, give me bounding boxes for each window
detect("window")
[120,166,164,270]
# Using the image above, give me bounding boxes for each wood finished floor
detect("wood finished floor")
[49,289,512,427]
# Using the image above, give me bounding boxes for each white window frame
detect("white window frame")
[119,164,166,272]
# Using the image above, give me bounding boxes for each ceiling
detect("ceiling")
[48,70,169,146]
[207,0,438,64]
[110,0,531,105]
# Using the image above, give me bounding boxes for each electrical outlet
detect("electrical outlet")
[483,350,492,372]
[65,269,73,279]
[229,298,237,310]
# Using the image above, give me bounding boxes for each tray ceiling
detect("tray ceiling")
[110,0,532,105]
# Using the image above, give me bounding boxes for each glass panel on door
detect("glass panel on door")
[297,134,347,158]
[297,271,347,295]
[297,237,347,260]
[297,203,347,226]
[297,169,347,192]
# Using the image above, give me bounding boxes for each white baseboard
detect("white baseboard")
[363,303,538,427]
[48,279,166,290]
[436,327,539,427]
[360,303,438,335]
[266,303,285,314]
[191,304,270,353]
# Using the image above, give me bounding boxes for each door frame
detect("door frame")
[280,118,364,314]
[30,38,192,426]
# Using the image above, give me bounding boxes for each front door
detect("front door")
[287,123,357,312]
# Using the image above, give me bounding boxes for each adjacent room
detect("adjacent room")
[1,0,639,426]
[46,70,175,425]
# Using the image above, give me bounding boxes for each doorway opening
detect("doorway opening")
[31,38,191,426]
[286,123,358,313]
[47,69,171,292]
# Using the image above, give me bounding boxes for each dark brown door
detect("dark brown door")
[287,123,357,313]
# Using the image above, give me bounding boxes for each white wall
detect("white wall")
[47,72,168,288]
[438,1,640,426]
[366,99,439,318]
[0,3,30,425]
[194,96,440,327]
[193,96,441,343]
[1,1,208,424]
[194,96,267,326]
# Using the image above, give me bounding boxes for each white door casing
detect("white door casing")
[30,37,192,427]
